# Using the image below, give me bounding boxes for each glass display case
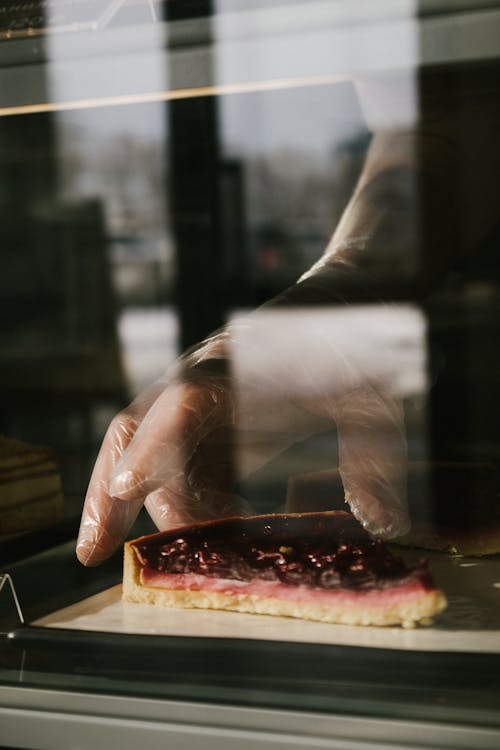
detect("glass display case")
[1,1,500,747]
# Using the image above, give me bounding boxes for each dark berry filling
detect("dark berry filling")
[133,512,433,591]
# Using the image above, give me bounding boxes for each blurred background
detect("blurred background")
[0,0,499,532]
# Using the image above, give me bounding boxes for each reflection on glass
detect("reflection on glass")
[230,305,427,533]
[0,98,173,512]
[0,0,123,39]
[2,5,500,737]
[0,2,499,568]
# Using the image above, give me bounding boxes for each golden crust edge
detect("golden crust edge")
[123,542,447,628]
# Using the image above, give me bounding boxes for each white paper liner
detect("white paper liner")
[34,550,500,652]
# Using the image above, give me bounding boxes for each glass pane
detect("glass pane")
[1,1,500,740]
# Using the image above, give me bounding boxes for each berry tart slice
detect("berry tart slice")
[123,511,446,628]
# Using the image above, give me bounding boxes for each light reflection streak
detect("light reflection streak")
[0,73,346,118]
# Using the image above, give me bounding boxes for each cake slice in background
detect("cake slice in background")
[286,463,500,556]
[0,435,64,536]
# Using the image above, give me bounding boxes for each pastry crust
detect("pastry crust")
[123,513,447,628]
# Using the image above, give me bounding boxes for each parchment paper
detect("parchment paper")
[34,550,500,652]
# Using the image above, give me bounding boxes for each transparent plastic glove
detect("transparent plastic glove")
[228,305,414,540]
[76,336,253,566]
[77,117,434,568]
[78,67,500,566]
[77,327,313,566]
[77,294,416,566]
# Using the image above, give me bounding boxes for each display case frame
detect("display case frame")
[2,2,500,747]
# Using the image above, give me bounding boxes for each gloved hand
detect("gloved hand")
[77,65,500,566]
[76,131,422,567]
[76,123,436,567]
[81,74,471,567]
[76,301,412,566]
[76,333,254,567]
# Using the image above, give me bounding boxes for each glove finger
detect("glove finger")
[77,493,145,567]
[76,378,168,565]
[336,386,409,539]
[109,380,233,502]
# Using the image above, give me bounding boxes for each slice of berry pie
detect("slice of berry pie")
[123,511,446,627]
